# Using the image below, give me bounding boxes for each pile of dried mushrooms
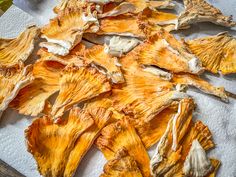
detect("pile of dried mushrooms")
[1,0,236,176]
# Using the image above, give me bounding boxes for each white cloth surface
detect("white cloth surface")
[0,1,236,177]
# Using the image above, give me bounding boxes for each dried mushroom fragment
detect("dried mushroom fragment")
[0,62,34,116]
[96,117,151,177]
[138,7,177,32]
[150,99,215,177]
[100,148,143,177]
[10,61,65,116]
[38,47,85,67]
[208,159,221,177]
[83,45,124,83]
[172,73,228,101]
[104,36,140,57]
[136,30,203,74]
[183,139,213,177]
[185,32,236,75]
[25,107,94,177]
[93,14,146,38]
[64,108,112,177]
[98,2,136,18]
[53,0,86,13]
[112,60,189,121]
[177,0,236,29]
[41,7,98,56]
[51,65,111,118]
[0,25,39,67]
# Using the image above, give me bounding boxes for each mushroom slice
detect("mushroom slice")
[138,8,177,32]
[25,107,94,177]
[53,0,86,13]
[51,65,111,118]
[0,62,34,117]
[185,32,236,75]
[150,99,215,176]
[93,14,146,38]
[208,159,221,177]
[83,45,124,83]
[37,46,85,66]
[99,2,136,18]
[104,36,140,57]
[96,117,151,177]
[64,108,112,177]
[172,73,228,101]
[112,60,189,121]
[41,7,98,56]
[177,0,236,29]
[100,148,143,177]
[136,30,203,74]
[10,61,65,116]
[0,25,39,67]
[148,0,175,10]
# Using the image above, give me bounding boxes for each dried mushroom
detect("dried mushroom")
[0,62,34,117]
[100,148,143,177]
[0,25,39,67]
[10,61,65,116]
[64,108,112,177]
[96,117,151,177]
[25,107,94,177]
[150,98,217,176]
[185,32,236,75]
[51,64,111,118]
[136,30,203,74]
[177,0,236,29]
[41,7,98,56]
[83,45,124,83]
[172,73,228,101]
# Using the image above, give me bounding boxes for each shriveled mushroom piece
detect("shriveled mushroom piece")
[0,25,39,67]
[150,98,219,177]
[135,30,204,74]
[172,73,228,102]
[64,108,112,177]
[0,62,34,117]
[51,64,111,118]
[176,0,236,29]
[96,117,151,177]
[25,107,94,177]
[112,59,189,122]
[10,60,65,116]
[83,45,125,83]
[185,32,236,75]
[100,148,143,177]
[41,7,98,56]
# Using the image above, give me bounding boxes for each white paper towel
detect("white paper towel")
[0,1,236,177]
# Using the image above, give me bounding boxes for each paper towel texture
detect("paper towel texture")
[0,1,236,177]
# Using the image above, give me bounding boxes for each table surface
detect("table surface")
[1,1,236,177]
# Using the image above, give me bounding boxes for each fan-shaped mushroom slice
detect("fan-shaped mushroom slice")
[172,73,228,101]
[136,30,203,74]
[138,7,177,32]
[37,46,85,66]
[83,45,124,83]
[51,65,111,118]
[185,32,236,75]
[150,99,216,176]
[10,61,65,116]
[125,0,175,13]
[41,7,98,56]
[25,107,94,177]
[112,60,189,121]
[99,2,136,18]
[0,25,39,67]
[96,117,151,177]
[64,108,112,177]
[176,0,236,29]
[53,0,86,13]
[93,14,146,38]
[100,148,143,177]
[0,62,34,117]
